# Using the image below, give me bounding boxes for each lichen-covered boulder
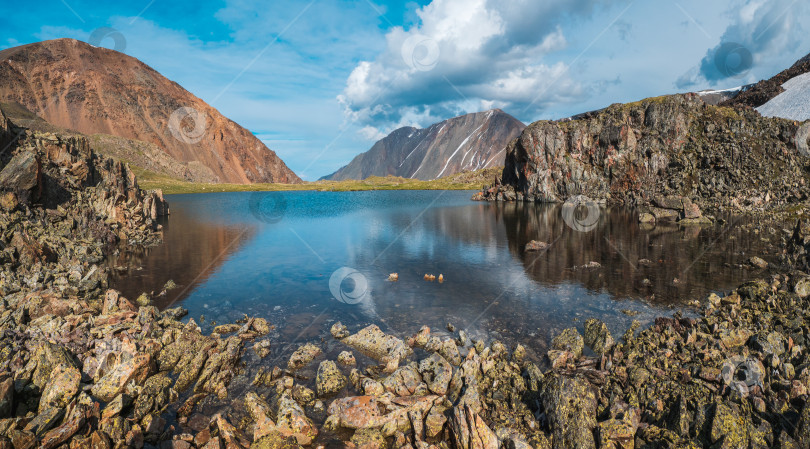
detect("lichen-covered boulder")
[583,319,614,355]
[342,325,412,372]
[287,343,322,370]
[541,374,597,449]
[91,352,152,402]
[275,392,318,445]
[316,361,346,397]
[418,353,453,395]
[550,328,584,358]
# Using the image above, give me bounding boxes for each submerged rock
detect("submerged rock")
[287,343,322,370]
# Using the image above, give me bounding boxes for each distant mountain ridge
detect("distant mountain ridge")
[0,38,300,184]
[324,109,525,181]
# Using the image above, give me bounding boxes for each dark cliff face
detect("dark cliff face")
[325,109,525,181]
[0,39,301,184]
[479,94,809,212]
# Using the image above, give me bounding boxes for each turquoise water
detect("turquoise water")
[108,190,775,361]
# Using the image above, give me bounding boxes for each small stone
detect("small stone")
[254,339,272,358]
[330,322,350,339]
[749,257,768,269]
[287,343,322,370]
[316,361,346,397]
[525,240,549,251]
[337,351,356,366]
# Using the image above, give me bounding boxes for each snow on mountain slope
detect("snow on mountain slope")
[757,72,810,121]
[324,109,525,181]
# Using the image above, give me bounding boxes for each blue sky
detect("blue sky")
[2,0,809,180]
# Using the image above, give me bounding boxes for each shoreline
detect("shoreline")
[134,167,501,196]
[3,108,810,448]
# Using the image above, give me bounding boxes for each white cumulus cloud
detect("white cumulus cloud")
[338,0,614,138]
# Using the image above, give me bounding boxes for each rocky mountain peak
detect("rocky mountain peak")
[324,109,525,181]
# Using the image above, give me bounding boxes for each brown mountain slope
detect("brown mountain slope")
[0,38,300,184]
[324,109,525,181]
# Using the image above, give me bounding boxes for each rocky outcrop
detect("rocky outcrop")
[0,39,301,184]
[324,109,524,181]
[0,108,270,449]
[477,94,809,215]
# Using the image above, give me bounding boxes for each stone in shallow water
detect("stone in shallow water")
[316,360,346,397]
[337,351,356,366]
[287,343,321,370]
[342,325,412,371]
[524,240,549,251]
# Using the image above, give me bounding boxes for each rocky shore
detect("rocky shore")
[3,101,810,449]
[474,94,810,224]
[0,109,273,448]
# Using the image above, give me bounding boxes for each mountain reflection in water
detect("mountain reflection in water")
[107,191,777,362]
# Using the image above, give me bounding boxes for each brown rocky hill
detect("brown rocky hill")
[478,94,809,215]
[324,109,524,181]
[0,39,300,184]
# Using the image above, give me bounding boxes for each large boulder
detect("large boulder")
[478,94,809,215]
[342,325,412,372]
[0,151,41,199]
[91,352,152,402]
[541,374,597,449]
[418,353,453,395]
